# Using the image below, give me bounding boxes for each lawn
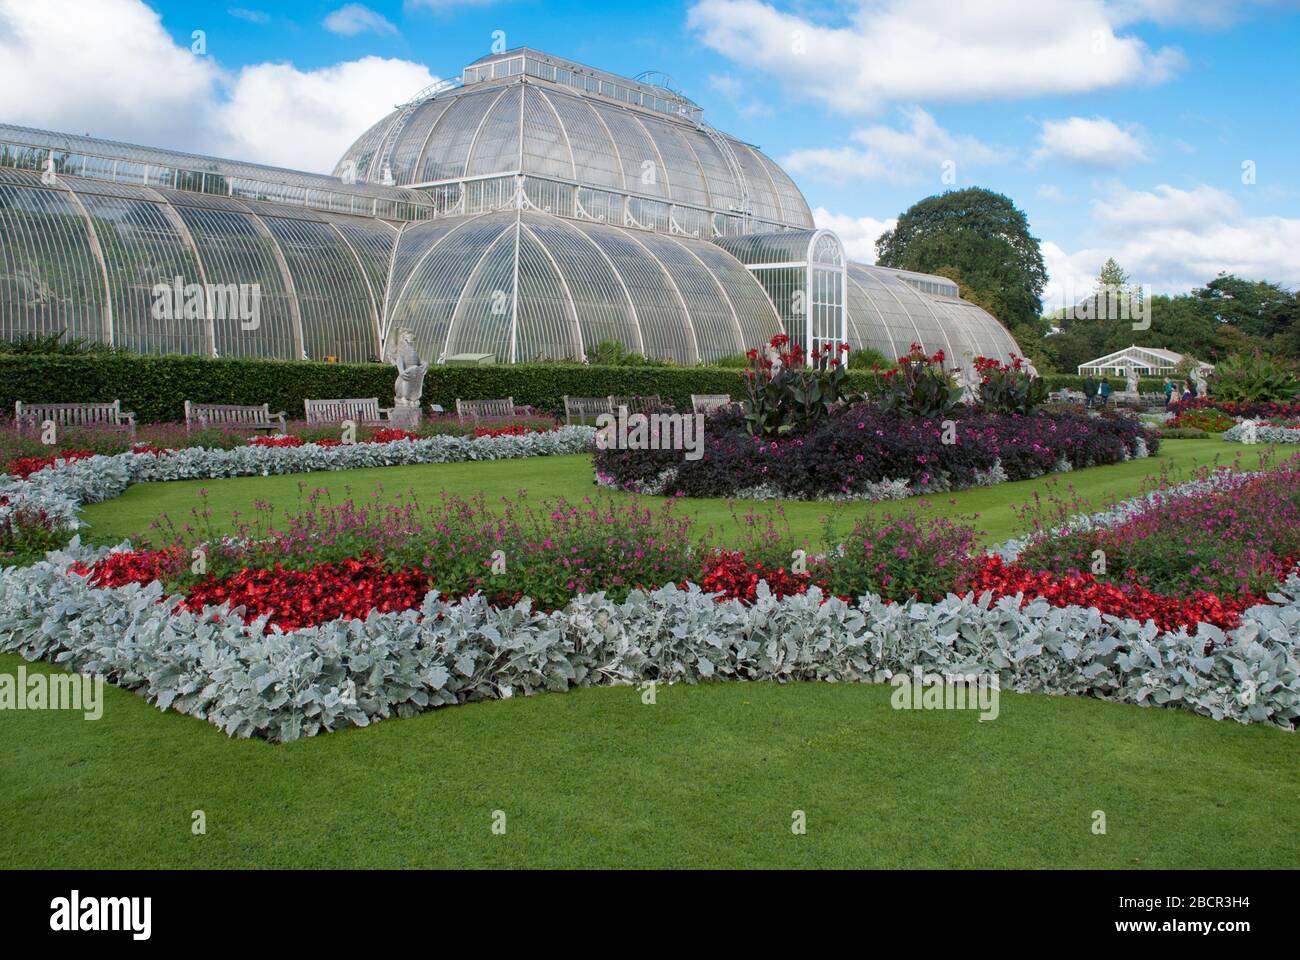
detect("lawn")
[78,437,1269,549]
[1,654,1296,869]
[4,436,1296,869]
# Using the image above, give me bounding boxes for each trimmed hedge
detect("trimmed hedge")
[1,351,1168,424]
[1041,373,1167,394]
[0,353,884,423]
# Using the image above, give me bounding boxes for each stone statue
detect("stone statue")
[389,328,427,427]
[1125,367,1139,395]
[958,356,981,403]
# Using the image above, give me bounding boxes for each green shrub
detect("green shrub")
[1158,427,1210,440]
[1209,351,1300,403]
[0,353,876,422]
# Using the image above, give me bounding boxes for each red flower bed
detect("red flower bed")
[958,555,1263,633]
[697,550,829,602]
[5,449,96,479]
[182,558,432,632]
[248,435,305,448]
[472,424,554,438]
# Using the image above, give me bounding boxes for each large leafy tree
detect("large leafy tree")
[875,187,1048,330]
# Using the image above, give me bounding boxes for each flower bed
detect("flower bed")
[56,454,1300,635]
[1171,397,1300,421]
[1168,409,1236,433]
[595,404,1155,500]
[0,414,560,469]
[0,426,598,547]
[3,539,1296,741]
[1224,422,1300,444]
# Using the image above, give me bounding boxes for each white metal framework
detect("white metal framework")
[0,47,1025,369]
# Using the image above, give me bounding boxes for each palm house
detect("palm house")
[0,47,1021,368]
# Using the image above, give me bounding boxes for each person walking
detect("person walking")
[1099,376,1112,407]
[1163,377,1176,408]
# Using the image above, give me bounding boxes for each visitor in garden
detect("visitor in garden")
[1099,376,1112,406]
[1163,377,1176,407]
[1181,381,1193,402]
[1083,376,1096,408]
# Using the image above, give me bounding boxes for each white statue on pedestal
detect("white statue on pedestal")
[389,328,427,427]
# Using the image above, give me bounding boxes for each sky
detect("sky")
[0,0,1297,310]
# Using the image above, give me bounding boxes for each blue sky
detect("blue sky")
[2,0,1297,305]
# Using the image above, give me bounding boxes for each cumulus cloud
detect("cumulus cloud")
[812,207,897,264]
[0,0,222,148]
[1043,181,1300,303]
[1032,116,1149,168]
[0,0,435,173]
[783,107,1009,185]
[324,4,399,36]
[686,0,1185,114]
[214,57,437,170]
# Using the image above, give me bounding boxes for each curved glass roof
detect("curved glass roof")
[334,79,814,232]
[387,210,783,364]
[845,262,1020,366]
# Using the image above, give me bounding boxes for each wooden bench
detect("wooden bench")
[563,395,612,425]
[14,400,135,438]
[690,394,736,415]
[456,397,528,425]
[609,394,663,415]
[184,401,286,434]
[304,398,390,425]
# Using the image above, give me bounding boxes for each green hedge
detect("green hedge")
[1042,373,1168,394]
[0,354,807,422]
[2,352,1168,423]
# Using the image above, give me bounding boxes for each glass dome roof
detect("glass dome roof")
[335,79,813,232]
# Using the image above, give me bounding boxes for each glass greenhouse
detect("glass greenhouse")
[0,47,1022,367]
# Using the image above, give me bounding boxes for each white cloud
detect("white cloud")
[228,7,270,24]
[687,0,1185,114]
[1038,184,1064,201]
[0,0,435,173]
[812,207,896,263]
[782,107,1008,185]
[324,4,398,37]
[214,57,437,170]
[1043,181,1300,304]
[1032,116,1149,168]
[1091,182,1238,228]
[0,0,222,148]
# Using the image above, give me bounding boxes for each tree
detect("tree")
[1097,257,1129,289]
[876,187,1048,331]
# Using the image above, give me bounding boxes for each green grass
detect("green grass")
[1,655,1295,869]
[79,437,1270,549]
[5,437,1295,869]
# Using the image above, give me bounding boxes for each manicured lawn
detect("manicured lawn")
[5,437,1294,869]
[1,654,1295,869]
[78,437,1270,549]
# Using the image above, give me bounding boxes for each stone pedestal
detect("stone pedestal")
[390,400,422,430]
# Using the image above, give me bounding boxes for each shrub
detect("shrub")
[595,405,1156,500]
[973,355,1047,415]
[0,504,73,565]
[1209,351,1300,403]
[741,334,853,437]
[862,344,963,418]
[1158,427,1209,440]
